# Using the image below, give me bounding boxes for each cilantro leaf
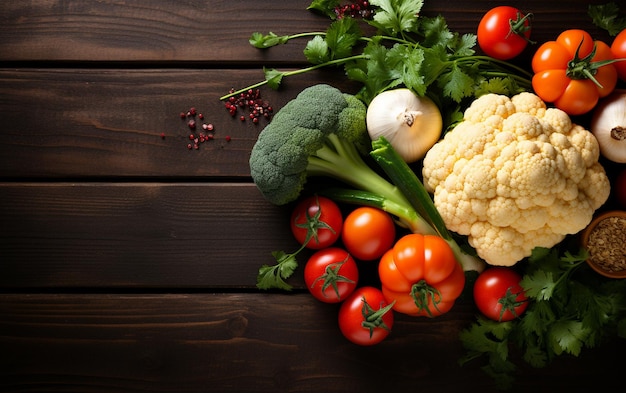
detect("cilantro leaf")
[324,17,362,59]
[521,269,557,301]
[475,78,513,96]
[369,0,424,36]
[452,33,477,57]
[307,0,341,19]
[419,15,454,48]
[264,68,285,90]
[386,44,426,94]
[249,32,290,48]
[458,317,516,390]
[256,250,298,291]
[521,342,548,368]
[439,64,475,102]
[588,2,626,36]
[304,35,330,64]
[549,320,590,356]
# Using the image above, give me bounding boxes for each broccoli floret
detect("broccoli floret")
[249,84,376,205]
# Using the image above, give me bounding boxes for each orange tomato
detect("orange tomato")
[531,29,618,115]
[378,234,465,317]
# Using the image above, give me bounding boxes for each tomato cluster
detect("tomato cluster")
[476,6,626,117]
[289,194,533,344]
[291,195,476,345]
[291,195,396,345]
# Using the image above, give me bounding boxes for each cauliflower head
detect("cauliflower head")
[422,92,610,266]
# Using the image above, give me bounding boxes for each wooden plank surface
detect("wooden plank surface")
[2,293,624,393]
[0,68,357,179]
[0,182,307,289]
[0,0,612,63]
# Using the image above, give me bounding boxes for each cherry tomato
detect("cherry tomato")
[611,29,626,82]
[290,195,342,250]
[341,207,395,261]
[338,286,394,346]
[477,6,533,60]
[532,29,618,115]
[378,234,465,317]
[304,247,359,303]
[473,267,528,322]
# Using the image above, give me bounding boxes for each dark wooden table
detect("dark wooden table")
[1,1,625,392]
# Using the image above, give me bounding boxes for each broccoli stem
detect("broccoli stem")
[307,134,411,209]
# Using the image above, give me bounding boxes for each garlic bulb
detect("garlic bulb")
[366,88,442,163]
[591,91,626,163]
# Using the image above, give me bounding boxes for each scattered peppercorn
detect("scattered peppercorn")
[334,0,374,19]
[224,88,273,123]
[177,93,272,150]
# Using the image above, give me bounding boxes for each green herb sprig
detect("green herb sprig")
[459,246,626,390]
[221,0,532,129]
[588,2,626,36]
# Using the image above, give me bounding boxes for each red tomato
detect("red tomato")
[378,234,465,317]
[477,6,533,60]
[341,207,395,261]
[532,29,618,115]
[611,29,626,82]
[304,247,359,303]
[473,267,528,322]
[290,195,342,249]
[338,286,394,346]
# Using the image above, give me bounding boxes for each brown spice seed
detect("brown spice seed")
[587,216,626,272]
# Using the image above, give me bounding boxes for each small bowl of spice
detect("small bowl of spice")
[581,210,626,279]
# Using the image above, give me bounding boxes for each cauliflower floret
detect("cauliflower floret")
[422,93,610,266]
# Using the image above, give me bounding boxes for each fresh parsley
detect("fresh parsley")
[224,0,532,129]
[460,246,626,390]
[588,2,626,36]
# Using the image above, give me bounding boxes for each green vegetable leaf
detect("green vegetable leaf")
[588,2,626,36]
[256,250,298,291]
[522,342,548,368]
[263,67,285,90]
[458,317,516,390]
[520,269,556,301]
[452,33,477,57]
[386,44,426,94]
[355,41,397,99]
[307,0,341,19]
[304,35,330,64]
[249,32,290,48]
[439,64,475,102]
[419,15,454,48]
[369,0,424,36]
[549,320,589,356]
[325,17,362,59]
[475,78,513,96]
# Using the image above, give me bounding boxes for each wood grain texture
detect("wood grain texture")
[0,68,357,179]
[0,0,614,63]
[0,182,308,289]
[2,293,624,393]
